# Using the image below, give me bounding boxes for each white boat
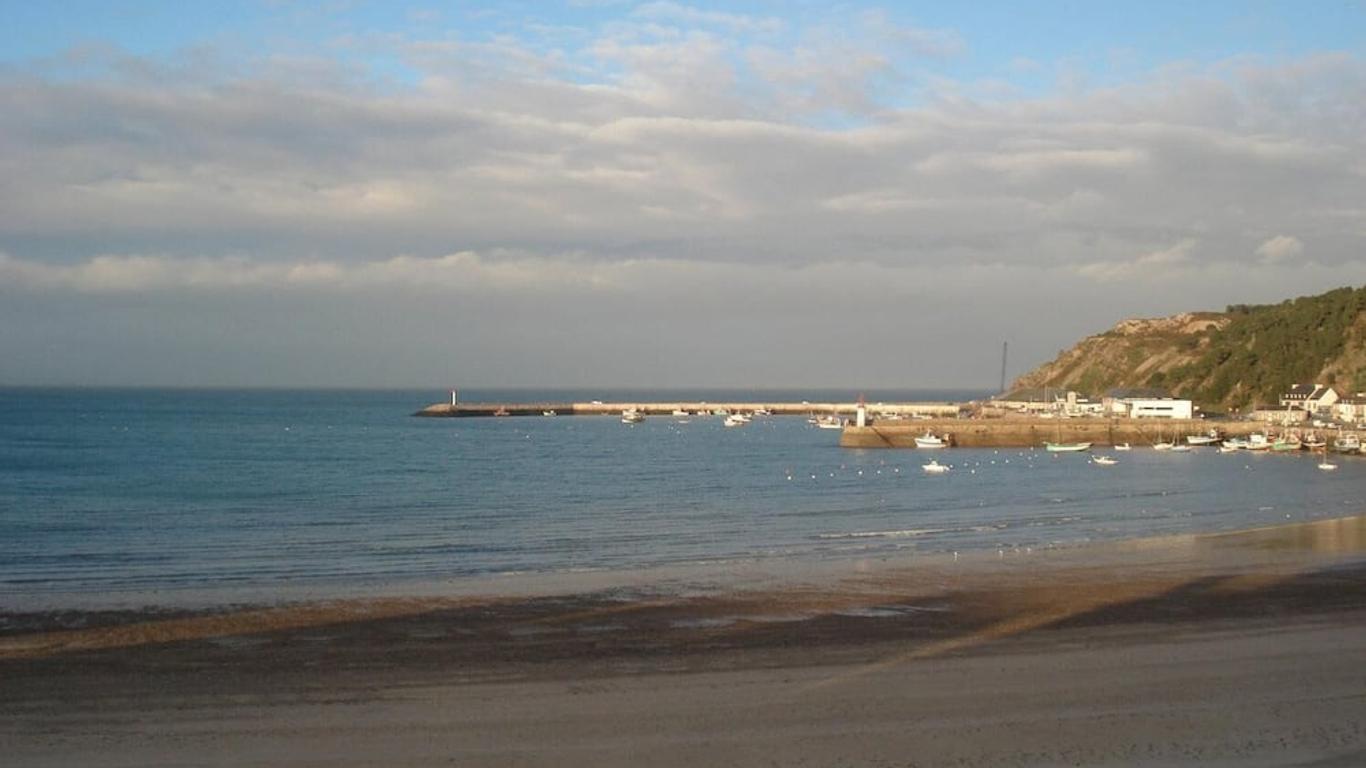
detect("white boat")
[1113,443,1132,451]
[1169,444,1191,453]
[621,409,644,424]
[1304,434,1328,450]
[1318,461,1339,471]
[1245,433,1271,451]
[671,408,689,417]
[1092,455,1118,466]
[542,409,557,416]
[1333,434,1361,454]
[914,432,947,449]
[1186,432,1220,446]
[752,408,772,417]
[1044,442,1092,452]
[815,415,844,430]
[922,460,950,474]
[723,414,746,428]
[1221,438,1248,450]
[1152,441,1173,451]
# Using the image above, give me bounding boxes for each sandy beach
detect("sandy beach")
[5,517,1366,767]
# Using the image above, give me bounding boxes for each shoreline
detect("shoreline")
[5,516,1366,766]
[4,514,1364,657]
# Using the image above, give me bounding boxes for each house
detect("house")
[1280,384,1339,413]
[1336,394,1366,424]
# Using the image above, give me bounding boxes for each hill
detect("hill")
[1010,286,1366,409]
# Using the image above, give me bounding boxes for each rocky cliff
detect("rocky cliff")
[1011,286,1366,409]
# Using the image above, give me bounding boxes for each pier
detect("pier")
[841,419,1275,449]
[414,401,961,418]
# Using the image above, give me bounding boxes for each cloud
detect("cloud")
[1255,234,1305,264]
[631,2,783,36]
[3,20,1366,385]
[1077,239,1200,282]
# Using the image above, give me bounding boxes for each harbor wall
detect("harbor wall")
[414,402,961,418]
[841,419,1268,449]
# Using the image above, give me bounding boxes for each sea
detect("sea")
[2,387,1360,610]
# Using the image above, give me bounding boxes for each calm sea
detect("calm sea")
[1,388,1359,609]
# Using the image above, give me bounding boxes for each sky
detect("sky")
[2,1,1365,389]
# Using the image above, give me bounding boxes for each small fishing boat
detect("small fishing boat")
[1185,431,1220,446]
[1318,461,1339,471]
[621,409,644,424]
[671,408,689,417]
[1152,441,1174,451]
[723,414,747,428]
[1245,433,1272,451]
[542,409,557,416]
[1272,436,1302,452]
[922,459,950,474]
[1092,455,1118,466]
[1333,434,1361,454]
[914,432,947,449]
[815,415,844,430]
[1169,444,1192,453]
[1304,434,1328,450]
[1044,442,1092,452]
[1113,443,1132,451]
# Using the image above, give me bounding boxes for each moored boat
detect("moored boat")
[1044,442,1092,452]
[922,459,950,474]
[1092,455,1118,466]
[1185,431,1221,446]
[621,409,644,424]
[914,432,947,449]
[1333,434,1361,454]
[815,415,844,430]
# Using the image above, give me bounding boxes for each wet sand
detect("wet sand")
[5,517,1366,766]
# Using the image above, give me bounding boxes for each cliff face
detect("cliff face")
[1011,286,1366,409]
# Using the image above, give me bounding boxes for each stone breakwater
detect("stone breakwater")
[414,401,961,418]
[841,419,1272,449]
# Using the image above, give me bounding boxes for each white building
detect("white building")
[1335,394,1366,424]
[1124,398,1193,419]
[1280,384,1339,413]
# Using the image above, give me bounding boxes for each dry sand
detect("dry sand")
[4,517,1366,767]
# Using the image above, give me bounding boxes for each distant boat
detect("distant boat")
[671,409,689,417]
[1044,442,1092,452]
[1221,438,1249,450]
[1318,461,1339,471]
[1169,444,1192,453]
[1152,441,1174,451]
[621,409,644,424]
[493,406,510,417]
[914,432,947,449]
[815,415,844,430]
[1304,434,1328,450]
[723,414,747,428]
[1333,434,1361,454]
[922,459,950,474]
[1245,433,1272,451]
[1114,443,1132,451]
[542,409,557,416]
[1092,455,1118,466]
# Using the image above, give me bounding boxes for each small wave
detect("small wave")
[816,528,946,540]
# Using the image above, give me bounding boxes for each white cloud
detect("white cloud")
[1255,234,1305,264]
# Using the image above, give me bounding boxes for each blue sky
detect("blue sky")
[1,2,1365,387]
[7,1,1364,94]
